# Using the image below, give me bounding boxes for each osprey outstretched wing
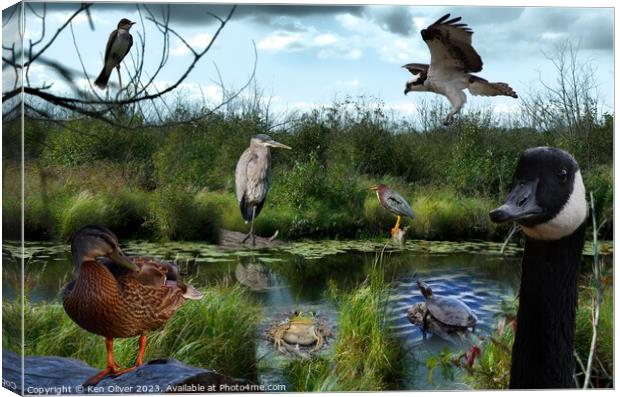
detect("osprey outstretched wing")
[403,14,517,126]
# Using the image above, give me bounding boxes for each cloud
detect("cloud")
[363,6,416,36]
[335,79,361,88]
[257,26,361,60]
[318,48,362,60]
[151,81,223,104]
[335,13,420,64]
[170,33,213,56]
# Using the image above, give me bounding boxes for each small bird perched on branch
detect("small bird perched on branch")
[403,14,518,126]
[94,18,135,89]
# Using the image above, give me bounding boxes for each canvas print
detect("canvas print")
[1,1,614,394]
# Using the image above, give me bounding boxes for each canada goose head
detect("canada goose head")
[70,225,139,271]
[489,147,587,241]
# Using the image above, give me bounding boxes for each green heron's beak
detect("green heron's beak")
[267,139,291,150]
[109,249,139,271]
[369,185,378,191]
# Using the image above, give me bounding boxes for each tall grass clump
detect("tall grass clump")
[3,298,104,361]
[411,190,502,240]
[2,285,260,380]
[575,277,613,387]
[149,186,221,242]
[60,191,116,239]
[284,257,405,391]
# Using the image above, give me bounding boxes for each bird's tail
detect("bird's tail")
[493,82,518,98]
[94,65,112,89]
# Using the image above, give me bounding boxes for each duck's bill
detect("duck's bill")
[109,249,140,271]
[489,179,545,223]
[267,140,291,150]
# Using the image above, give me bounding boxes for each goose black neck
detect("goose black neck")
[509,222,585,389]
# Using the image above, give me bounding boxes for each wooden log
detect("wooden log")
[2,350,252,394]
[217,229,284,250]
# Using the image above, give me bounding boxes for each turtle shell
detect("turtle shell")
[426,295,478,327]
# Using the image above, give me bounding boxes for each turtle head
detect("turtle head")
[416,280,433,299]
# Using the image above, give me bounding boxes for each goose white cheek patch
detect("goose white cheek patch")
[522,170,587,241]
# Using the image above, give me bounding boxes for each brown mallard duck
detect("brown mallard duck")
[62,225,203,386]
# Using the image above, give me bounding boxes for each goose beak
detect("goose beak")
[489,179,545,223]
[109,249,139,271]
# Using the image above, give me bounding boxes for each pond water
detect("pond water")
[1,238,607,390]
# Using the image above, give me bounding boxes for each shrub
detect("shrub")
[148,186,221,242]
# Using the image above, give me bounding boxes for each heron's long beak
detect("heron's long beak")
[489,179,545,223]
[369,185,379,191]
[109,248,139,271]
[267,139,291,150]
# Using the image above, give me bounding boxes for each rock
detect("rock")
[391,226,409,248]
[2,350,252,394]
[217,229,284,250]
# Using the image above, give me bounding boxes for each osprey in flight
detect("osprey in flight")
[403,14,518,126]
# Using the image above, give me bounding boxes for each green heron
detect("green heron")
[371,184,415,236]
[235,134,291,245]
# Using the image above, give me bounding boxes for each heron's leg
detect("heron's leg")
[391,215,402,236]
[242,206,257,245]
[250,206,257,246]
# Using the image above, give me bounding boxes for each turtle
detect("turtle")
[416,279,478,337]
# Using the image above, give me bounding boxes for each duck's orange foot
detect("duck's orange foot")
[111,365,139,378]
[390,227,401,237]
[82,366,117,387]
[82,365,141,386]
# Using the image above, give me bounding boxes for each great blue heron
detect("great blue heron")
[370,184,415,237]
[235,134,291,245]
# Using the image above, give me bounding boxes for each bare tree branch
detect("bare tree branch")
[5,4,251,129]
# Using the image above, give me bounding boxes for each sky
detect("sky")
[2,1,615,122]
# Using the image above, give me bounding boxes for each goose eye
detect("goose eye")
[558,169,568,182]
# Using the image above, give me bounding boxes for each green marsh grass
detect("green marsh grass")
[284,257,405,391]
[2,285,260,380]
